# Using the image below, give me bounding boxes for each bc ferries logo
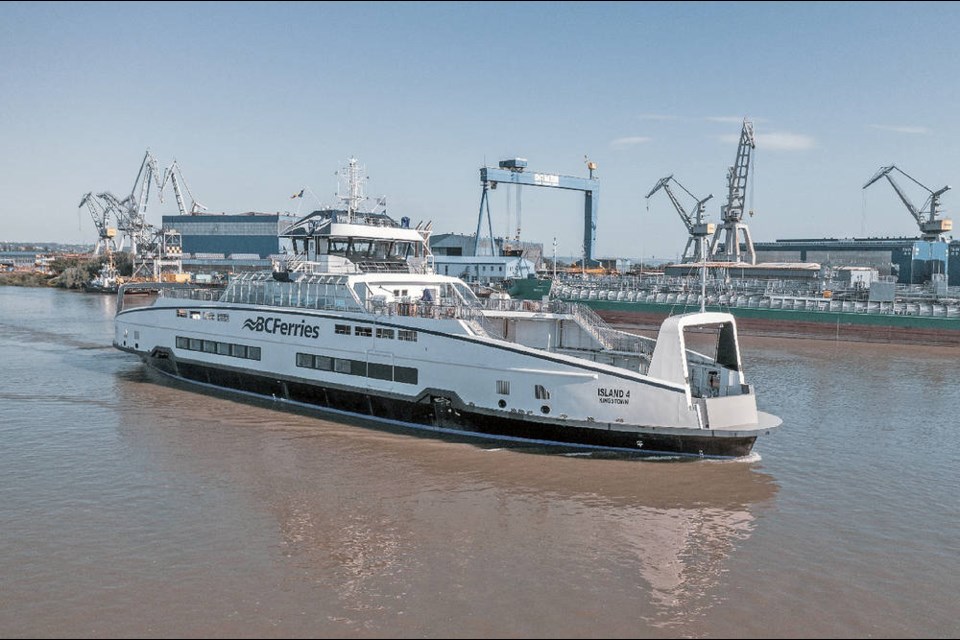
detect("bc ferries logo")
[243,315,321,339]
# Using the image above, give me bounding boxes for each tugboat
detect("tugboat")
[83,256,120,294]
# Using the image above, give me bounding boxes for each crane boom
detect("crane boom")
[646,175,714,263]
[646,175,713,231]
[708,118,758,264]
[160,159,207,215]
[130,150,163,219]
[79,192,117,256]
[722,120,755,224]
[863,165,952,241]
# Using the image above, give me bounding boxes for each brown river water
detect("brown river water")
[0,287,957,638]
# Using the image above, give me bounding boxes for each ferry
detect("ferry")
[113,160,781,458]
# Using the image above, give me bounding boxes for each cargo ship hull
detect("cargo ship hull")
[576,300,960,347]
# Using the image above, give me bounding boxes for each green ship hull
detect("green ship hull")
[507,277,553,300]
[573,299,960,346]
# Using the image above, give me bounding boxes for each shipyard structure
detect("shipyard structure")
[753,237,955,287]
[161,212,297,274]
[534,120,960,346]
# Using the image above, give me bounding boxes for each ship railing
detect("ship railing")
[355,260,411,273]
[481,297,650,354]
[282,255,305,272]
[565,301,616,349]
[119,282,222,312]
[365,298,505,339]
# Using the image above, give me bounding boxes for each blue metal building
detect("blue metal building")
[162,213,298,259]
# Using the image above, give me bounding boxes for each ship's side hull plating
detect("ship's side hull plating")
[136,348,758,458]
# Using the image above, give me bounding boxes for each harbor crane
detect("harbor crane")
[645,175,714,263]
[130,149,163,223]
[78,192,118,256]
[159,159,207,216]
[862,165,952,241]
[105,149,164,256]
[475,157,599,262]
[78,149,192,281]
[709,118,757,264]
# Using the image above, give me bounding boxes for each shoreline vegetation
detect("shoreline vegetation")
[0,253,131,289]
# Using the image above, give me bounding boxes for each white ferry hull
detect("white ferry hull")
[114,301,777,458]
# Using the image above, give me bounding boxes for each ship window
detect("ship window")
[394,366,418,384]
[398,329,418,342]
[177,309,188,318]
[217,342,232,355]
[315,355,333,371]
[368,362,392,380]
[202,340,217,353]
[334,358,351,374]
[497,380,511,395]
[376,328,394,339]
[354,326,372,337]
[176,336,189,349]
[217,313,229,322]
[350,360,367,376]
[246,346,261,361]
[190,312,201,320]
[232,344,248,358]
[134,331,140,340]
[203,312,216,321]
[335,324,350,335]
[296,353,314,368]
[534,385,550,400]
[189,338,202,351]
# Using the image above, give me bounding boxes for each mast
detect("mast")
[337,157,368,223]
[700,236,707,313]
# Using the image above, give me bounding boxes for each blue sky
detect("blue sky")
[3,1,960,260]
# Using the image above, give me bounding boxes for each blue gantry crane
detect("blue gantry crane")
[475,158,600,263]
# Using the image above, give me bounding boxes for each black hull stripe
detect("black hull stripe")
[117,304,683,393]
[141,353,756,459]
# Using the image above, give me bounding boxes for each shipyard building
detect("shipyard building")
[430,233,541,283]
[161,212,298,272]
[753,237,958,286]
